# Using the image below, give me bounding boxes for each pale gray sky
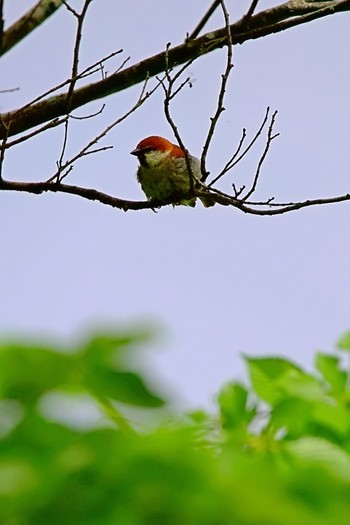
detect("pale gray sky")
[1,1,350,407]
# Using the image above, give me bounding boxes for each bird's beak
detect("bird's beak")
[130,148,140,156]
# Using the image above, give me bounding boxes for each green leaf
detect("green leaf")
[218,382,250,429]
[0,343,72,403]
[87,368,164,407]
[315,353,347,395]
[245,356,325,405]
[79,330,164,409]
[271,398,313,438]
[245,356,302,404]
[80,329,154,365]
[285,437,350,482]
[336,331,350,352]
[313,402,350,437]
[282,372,328,403]
[272,395,350,440]
[186,410,211,425]
[245,356,297,404]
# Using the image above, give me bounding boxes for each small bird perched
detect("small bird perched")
[130,135,214,207]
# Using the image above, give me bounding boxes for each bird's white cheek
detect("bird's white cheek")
[144,151,169,168]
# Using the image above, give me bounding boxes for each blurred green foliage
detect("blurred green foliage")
[1,328,350,524]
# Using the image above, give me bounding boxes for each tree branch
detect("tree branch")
[2,177,350,216]
[187,0,221,40]
[241,110,279,201]
[201,0,233,182]
[1,0,348,139]
[47,76,157,183]
[56,0,94,181]
[0,0,4,51]
[209,107,271,188]
[0,0,63,56]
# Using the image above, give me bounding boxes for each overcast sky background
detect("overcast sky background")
[1,1,350,409]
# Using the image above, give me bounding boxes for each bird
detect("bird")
[130,135,215,207]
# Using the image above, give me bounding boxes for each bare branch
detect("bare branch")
[0,0,63,57]
[0,0,4,51]
[208,129,247,188]
[0,179,150,211]
[241,110,279,200]
[187,0,221,40]
[243,0,261,22]
[206,108,279,203]
[0,87,20,94]
[61,0,79,17]
[1,0,348,140]
[201,0,233,182]
[0,133,7,180]
[0,49,121,179]
[70,105,105,120]
[56,0,95,179]
[65,0,94,107]
[47,77,159,183]
[239,193,350,216]
[0,0,349,217]
[0,117,67,151]
[159,45,197,192]
[209,107,270,187]
[2,176,350,216]
[20,50,123,112]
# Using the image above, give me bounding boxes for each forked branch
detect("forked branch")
[0,0,349,217]
[1,0,348,139]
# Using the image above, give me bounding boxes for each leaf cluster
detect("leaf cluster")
[1,328,350,524]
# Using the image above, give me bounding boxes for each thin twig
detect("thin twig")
[0,117,67,151]
[111,56,130,76]
[209,107,271,187]
[47,77,159,182]
[19,50,123,113]
[186,0,221,40]
[208,108,278,201]
[0,116,10,179]
[70,104,105,120]
[232,183,246,199]
[64,0,94,107]
[160,44,197,192]
[201,0,234,182]
[56,0,94,180]
[243,0,261,22]
[61,0,78,17]
[0,87,20,94]
[0,136,7,180]
[242,111,279,200]
[208,128,247,187]
[0,0,4,51]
